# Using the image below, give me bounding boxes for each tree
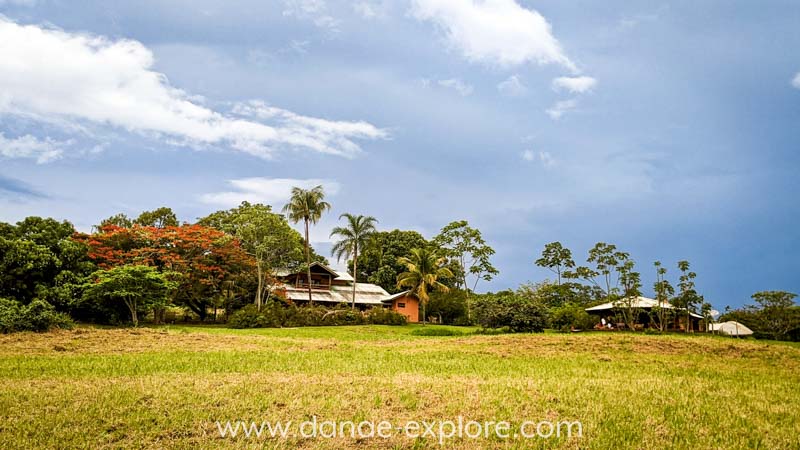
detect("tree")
[282,186,331,305]
[330,214,378,310]
[673,260,702,333]
[576,242,629,302]
[652,261,675,332]
[396,248,453,325]
[355,230,429,293]
[75,224,253,321]
[83,265,175,326]
[134,207,179,228]
[199,202,308,310]
[472,290,548,333]
[615,259,642,331]
[97,213,133,229]
[748,291,798,340]
[535,241,575,285]
[433,220,498,322]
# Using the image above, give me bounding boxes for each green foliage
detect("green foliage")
[228,304,407,328]
[411,327,463,336]
[0,298,73,333]
[472,290,548,333]
[426,289,468,325]
[517,280,603,309]
[356,229,430,293]
[535,241,575,285]
[397,247,454,323]
[98,213,133,229]
[82,265,175,326]
[0,217,94,307]
[550,304,598,332]
[330,213,378,309]
[724,291,800,341]
[134,207,179,228]
[433,220,498,292]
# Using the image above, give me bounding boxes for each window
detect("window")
[397,302,406,308]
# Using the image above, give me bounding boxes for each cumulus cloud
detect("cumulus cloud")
[200,177,341,208]
[0,17,385,159]
[437,78,474,96]
[497,75,528,97]
[552,76,597,94]
[521,149,534,161]
[521,149,554,168]
[792,72,800,89]
[353,1,389,19]
[0,133,69,163]
[410,0,576,71]
[546,99,579,120]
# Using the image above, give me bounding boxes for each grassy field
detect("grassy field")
[1,325,799,449]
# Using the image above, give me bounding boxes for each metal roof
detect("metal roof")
[585,296,704,319]
[280,282,390,305]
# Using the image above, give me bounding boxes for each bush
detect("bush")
[411,327,463,336]
[550,304,598,332]
[0,298,74,333]
[473,290,548,333]
[228,303,407,329]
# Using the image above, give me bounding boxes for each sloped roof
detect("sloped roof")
[280,282,390,305]
[585,296,703,319]
[275,262,354,281]
[709,321,754,336]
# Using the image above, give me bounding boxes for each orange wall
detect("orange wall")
[392,295,419,323]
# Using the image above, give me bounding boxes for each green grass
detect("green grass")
[0,325,798,449]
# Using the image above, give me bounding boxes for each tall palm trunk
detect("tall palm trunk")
[305,218,313,305]
[351,244,358,310]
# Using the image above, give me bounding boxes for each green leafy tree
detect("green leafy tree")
[282,186,332,305]
[134,207,179,228]
[200,202,307,310]
[396,248,453,325]
[652,261,675,331]
[575,242,630,302]
[535,241,575,285]
[330,214,378,310]
[615,259,642,330]
[355,230,429,293]
[472,290,548,333]
[97,213,133,229]
[433,220,498,322]
[748,291,798,340]
[83,265,175,326]
[673,260,702,333]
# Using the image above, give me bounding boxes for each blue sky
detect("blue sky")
[1,0,799,309]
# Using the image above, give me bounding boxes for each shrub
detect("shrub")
[0,298,73,333]
[473,290,548,333]
[550,304,598,332]
[411,327,462,336]
[228,303,407,329]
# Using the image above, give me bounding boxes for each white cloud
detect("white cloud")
[437,78,474,96]
[552,76,597,94]
[410,0,576,71]
[0,133,69,163]
[200,177,341,208]
[353,1,389,19]
[0,18,386,159]
[283,0,340,32]
[546,99,579,120]
[792,72,800,89]
[497,75,528,97]
[538,151,555,168]
[521,149,554,168]
[521,149,534,161]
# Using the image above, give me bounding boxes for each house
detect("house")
[585,296,704,331]
[274,262,420,322]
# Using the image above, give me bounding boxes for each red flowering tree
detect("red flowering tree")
[75,224,254,321]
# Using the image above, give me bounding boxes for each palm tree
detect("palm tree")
[330,214,378,310]
[282,185,331,305]
[396,247,453,325]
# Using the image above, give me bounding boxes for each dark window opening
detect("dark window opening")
[397,302,406,308]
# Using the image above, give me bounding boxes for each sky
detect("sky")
[1,0,799,309]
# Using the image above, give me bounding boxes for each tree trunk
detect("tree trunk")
[421,298,426,326]
[351,244,358,310]
[305,219,313,306]
[256,261,263,311]
[125,297,139,327]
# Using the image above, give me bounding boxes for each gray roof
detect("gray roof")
[281,282,391,305]
[586,296,703,319]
